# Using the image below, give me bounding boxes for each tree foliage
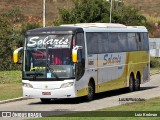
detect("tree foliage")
[0,8,40,71]
[2,7,24,24]
[54,0,148,26]
[0,16,17,70]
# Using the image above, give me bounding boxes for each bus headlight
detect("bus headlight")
[23,83,33,88]
[60,82,74,88]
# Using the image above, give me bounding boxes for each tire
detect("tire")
[86,82,95,101]
[40,98,52,103]
[135,75,140,91]
[129,75,135,92]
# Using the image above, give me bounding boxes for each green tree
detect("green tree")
[2,7,24,24]
[0,7,41,71]
[54,0,148,26]
[0,16,18,70]
[113,5,147,26]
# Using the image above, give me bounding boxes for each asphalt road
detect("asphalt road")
[0,74,160,118]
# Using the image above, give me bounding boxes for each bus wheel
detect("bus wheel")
[135,75,140,91]
[40,98,52,103]
[129,75,135,92]
[86,82,95,101]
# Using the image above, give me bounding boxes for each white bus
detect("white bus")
[13,23,150,103]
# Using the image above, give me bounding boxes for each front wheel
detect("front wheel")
[40,98,52,103]
[86,82,95,101]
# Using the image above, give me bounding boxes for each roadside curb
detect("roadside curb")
[0,97,31,104]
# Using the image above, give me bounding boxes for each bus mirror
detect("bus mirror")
[72,46,83,63]
[13,47,23,64]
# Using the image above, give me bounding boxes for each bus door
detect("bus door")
[87,54,98,90]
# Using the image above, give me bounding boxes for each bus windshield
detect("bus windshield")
[23,34,75,80]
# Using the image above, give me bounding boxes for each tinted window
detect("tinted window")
[108,33,119,52]
[76,33,85,59]
[128,33,137,51]
[142,33,149,50]
[86,32,148,54]
[86,33,98,54]
[136,33,142,50]
[86,33,110,54]
[76,33,85,80]
[118,33,128,52]
[99,33,109,53]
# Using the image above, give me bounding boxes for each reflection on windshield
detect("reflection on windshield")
[25,49,46,72]
[24,48,74,79]
[49,49,72,65]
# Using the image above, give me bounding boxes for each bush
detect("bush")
[150,57,160,68]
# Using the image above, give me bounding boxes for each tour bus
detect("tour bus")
[13,23,150,103]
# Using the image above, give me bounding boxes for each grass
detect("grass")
[0,71,22,101]
[0,71,21,84]
[150,67,160,74]
[32,117,159,120]
[0,84,22,101]
[100,97,160,111]
[33,97,160,120]
[150,57,160,74]
[32,117,160,120]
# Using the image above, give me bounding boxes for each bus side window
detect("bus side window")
[118,33,128,52]
[98,33,109,53]
[76,33,85,80]
[108,33,119,53]
[142,33,149,50]
[136,33,142,50]
[128,33,137,51]
[76,33,85,60]
[86,33,98,54]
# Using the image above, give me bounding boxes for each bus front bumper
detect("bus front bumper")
[22,81,77,99]
[23,86,77,98]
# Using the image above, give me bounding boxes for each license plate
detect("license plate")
[42,92,51,95]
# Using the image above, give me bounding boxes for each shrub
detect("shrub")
[150,57,160,68]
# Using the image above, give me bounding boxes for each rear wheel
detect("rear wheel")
[129,75,135,92]
[135,75,140,91]
[40,98,52,103]
[86,82,95,101]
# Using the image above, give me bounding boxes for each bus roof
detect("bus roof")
[25,26,83,35]
[61,23,148,33]
[26,23,148,35]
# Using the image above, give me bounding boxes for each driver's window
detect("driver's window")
[76,33,85,61]
[75,33,85,80]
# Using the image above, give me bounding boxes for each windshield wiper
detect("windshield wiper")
[46,63,59,80]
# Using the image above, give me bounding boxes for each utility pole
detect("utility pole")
[109,0,113,23]
[43,0,46,27]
